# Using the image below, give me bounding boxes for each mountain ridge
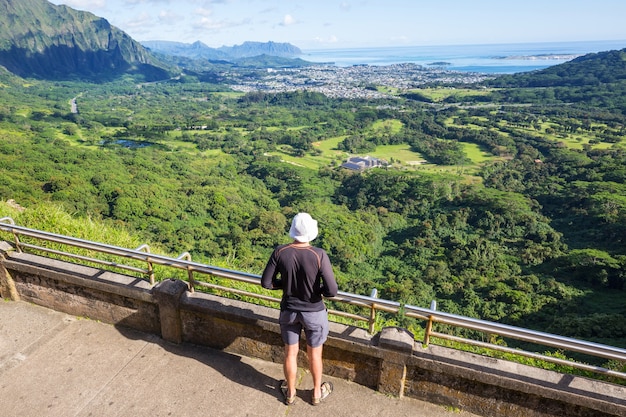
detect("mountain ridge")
[0,0,172,81]
[486,47,626,87]
[142,40,302,61]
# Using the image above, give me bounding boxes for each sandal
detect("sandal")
[279,380,296,405]
[311,381,333,406]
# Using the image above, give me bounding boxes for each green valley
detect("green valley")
[1,48,625,358]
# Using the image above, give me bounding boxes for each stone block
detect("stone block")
[152,278,189,344]
[378,326,415,353]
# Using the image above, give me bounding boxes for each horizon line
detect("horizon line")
[140,38,626,52]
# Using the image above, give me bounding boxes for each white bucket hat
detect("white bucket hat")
[289,213,318,243]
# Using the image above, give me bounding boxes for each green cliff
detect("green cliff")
[0,0,172,81]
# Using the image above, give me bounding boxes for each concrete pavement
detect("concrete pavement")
[0,300,481,417]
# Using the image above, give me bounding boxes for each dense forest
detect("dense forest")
[0,50,625,351]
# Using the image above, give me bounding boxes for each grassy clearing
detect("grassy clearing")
[316,132,428,168]
[463,142,497,164]
[272,149,327,170]
[412,87,493,102]
[272,141,492,176]
[369,144,425,164]
[314,135,346,153]
[413,163,483,179]
[376,86,400,95]
[516,121,616,150]
[271,142,432,171]
[545,132,614,150]
[370,119,403,134]
[265,135,350,170]
[443,114,486,131]
[447,115,619,152]
[211,91,245,99]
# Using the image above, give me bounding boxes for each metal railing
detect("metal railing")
[0,218,399,332]
[1,217,625,381]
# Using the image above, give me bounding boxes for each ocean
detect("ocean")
[300,40,626,74]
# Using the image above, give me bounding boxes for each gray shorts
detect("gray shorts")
[279,309,329,348]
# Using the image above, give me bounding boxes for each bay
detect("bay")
[301,40,626,74]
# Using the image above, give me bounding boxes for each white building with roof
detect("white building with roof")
[341,155,386,171]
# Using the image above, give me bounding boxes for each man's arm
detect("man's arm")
[261,253,279,290]
[320,253,338,297]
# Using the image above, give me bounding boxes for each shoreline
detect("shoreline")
[298,40,625,72]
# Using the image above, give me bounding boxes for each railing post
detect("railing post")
[0,241,20,300]
[178,252,195,293]
[136,244,155,285]
[424,300,437,346]
[0,217,22,253]
[369,288,378,334]
[11,232,22,253]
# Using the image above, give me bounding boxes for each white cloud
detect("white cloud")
[124,11,153,30]
[158,10,183,25]
[194,16,227,31]
[195,7,213,17]
[189,3,255,33]
[281,14,297,26]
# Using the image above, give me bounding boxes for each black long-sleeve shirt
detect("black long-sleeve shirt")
[261,243,338,312]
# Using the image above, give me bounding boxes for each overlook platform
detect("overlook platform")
[0,300,480,417]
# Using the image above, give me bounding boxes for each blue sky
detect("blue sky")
[49,0,626,50]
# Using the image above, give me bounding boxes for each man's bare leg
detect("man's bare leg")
[283,343,299,399]
[307,344,323,399]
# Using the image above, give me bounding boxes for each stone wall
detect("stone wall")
[1,242,624,417]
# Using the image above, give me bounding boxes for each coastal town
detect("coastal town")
[226,62,495,99]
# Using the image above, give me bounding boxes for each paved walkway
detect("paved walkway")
[0,300,481,417]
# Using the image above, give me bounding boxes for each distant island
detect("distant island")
[427,61,452,66]
[495,54,582,61]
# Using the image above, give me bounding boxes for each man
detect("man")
[261,212,338,406]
